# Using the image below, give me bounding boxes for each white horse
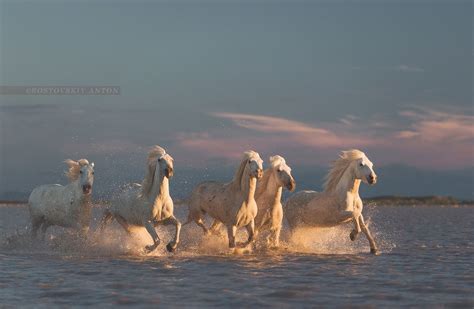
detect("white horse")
[209,155,295,248]
[185,151,263,249]
[285,149,379,254]
[99,146,181,253]
[28,159,95,238]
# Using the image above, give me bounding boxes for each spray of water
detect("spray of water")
[0,204,394,257]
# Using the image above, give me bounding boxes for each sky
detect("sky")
[0,0,472,199]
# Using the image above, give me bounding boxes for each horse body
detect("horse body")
[28,159,95,237]
[285,150,379,254]
[186,151,263,248]
[99,146,181,253]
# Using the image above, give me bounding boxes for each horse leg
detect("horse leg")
[269,225,282,248]
[143,221,161,253]
[161,216,181,252]
[359,215,378,254]
[31,216,43,239]
[227,225,237,248]
[98,209,114,232]
[209,220,223,235]
[350,215,362,241]
[40,221,51,241]
[115,215,132,235]
[196,218,209,235]
[245,220,255,246]
[187,208,209,235]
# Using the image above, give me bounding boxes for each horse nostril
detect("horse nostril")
[288,179,296,191]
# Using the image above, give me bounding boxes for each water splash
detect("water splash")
[0,204,394,257]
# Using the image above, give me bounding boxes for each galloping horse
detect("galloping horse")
[285,150,379,254]
[186,151,263,249]
[28,159,95,238]
[99,146,181,253]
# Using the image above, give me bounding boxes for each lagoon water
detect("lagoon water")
[0,204,473,307]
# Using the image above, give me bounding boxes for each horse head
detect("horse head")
[269,155,296,191]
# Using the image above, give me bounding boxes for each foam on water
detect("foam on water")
[0,204,394,258]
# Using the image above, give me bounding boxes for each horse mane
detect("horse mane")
[140,145,166,197]
[256,155,285,196]
[64,159,90,182]
[269,155,285,169]
[232,150,260,190]
[324,149,365,193]
[256,169,272,196]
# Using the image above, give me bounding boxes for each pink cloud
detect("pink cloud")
[172,108,473,169]
[396,108,474,142]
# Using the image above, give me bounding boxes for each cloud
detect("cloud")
[173,112,379,166]
[210,112,379,148]
[173,107,474,169]
[396,108,474,142]
[394,65,424,73]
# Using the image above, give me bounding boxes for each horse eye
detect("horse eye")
[80,170,83,174]
[359,163,364,167]
[92,172,95,175]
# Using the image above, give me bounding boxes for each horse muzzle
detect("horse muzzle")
[286,179,296,192]
[166,168,174,178]
[368,174,377,185]
[82,184,92,195]
[256,169,263,179]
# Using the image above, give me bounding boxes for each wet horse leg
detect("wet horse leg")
[161,216,181,252]
[209,219,223,235]
[98,209,114,232]
[245,220,255,246]
[40,221,51,241]
[350,216,362,241]
[227,225,237,248]
[115,215,132,235]
[31,216,43,239]
[143,221,161,253]
[269,225,282,248]
[359,215,378,254]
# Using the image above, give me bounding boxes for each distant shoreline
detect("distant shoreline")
[364,195,474,207]
[1,195,473,207]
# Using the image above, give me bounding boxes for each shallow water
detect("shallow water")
[1,204,473,307]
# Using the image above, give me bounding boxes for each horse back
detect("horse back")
[189,181,235,223]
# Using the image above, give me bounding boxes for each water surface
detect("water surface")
[1,205,473,307]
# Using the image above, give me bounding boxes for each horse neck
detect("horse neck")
[240,166,257,203]
[67,180,90,205]
[335,165,361,199]
[257,170,282,204]
[149,168,169,202]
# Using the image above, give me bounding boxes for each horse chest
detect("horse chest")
[235,201,257,227]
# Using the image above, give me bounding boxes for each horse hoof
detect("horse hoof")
[166,243,176,252]
[370,248,379,255]
[145,245,157,253]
